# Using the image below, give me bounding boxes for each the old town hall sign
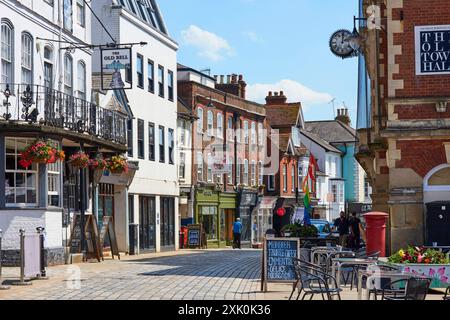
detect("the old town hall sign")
[415,25,450,75]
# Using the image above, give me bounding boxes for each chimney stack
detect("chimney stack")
[335,107,351,126]
[265,91,287,105]
[215,73,247,99]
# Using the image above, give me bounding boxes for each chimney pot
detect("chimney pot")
[280,91,284,96]
[220,75,224,84]
[231,74,237,83]
[227,75,231,84]
[274,92,279,96]
[239,74,243,81]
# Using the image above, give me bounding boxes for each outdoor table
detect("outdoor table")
[356,269,432,300]
[331,258,378,288]
[310,246,343,264]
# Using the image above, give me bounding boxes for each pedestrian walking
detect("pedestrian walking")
[233,218,242,249]
[333,211,349,248]
[350,212,363,249]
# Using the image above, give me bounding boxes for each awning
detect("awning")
[282,198,298,208]
[258,197,278,210]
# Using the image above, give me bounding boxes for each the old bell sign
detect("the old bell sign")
[415,25,450,75]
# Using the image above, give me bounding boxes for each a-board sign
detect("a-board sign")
[69,215,82,254]
[261,238,300,292]
[99,216,120,260]
[187,224,202,248]
[69,214,102,262]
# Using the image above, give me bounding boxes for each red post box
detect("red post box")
[362,212,389,257]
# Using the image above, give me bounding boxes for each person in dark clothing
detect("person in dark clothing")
[350,212,362,249]
[333,211,349,247]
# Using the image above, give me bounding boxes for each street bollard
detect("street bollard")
[36,227,48,280]
[0,229,11,290]
[12,229,32,286]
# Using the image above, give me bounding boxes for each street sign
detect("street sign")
[261,238,300,292]
[100,47,132,90]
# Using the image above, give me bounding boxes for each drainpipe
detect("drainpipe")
[57,0,63,92]
[375,29,382,133]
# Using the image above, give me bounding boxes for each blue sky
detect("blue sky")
[159,0,360,125]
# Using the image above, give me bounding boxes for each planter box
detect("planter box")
[384,262,450,289]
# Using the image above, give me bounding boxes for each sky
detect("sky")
[158,0,360,125]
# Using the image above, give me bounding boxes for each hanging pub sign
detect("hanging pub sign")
[100,47,132,90]
[415,25,450,75]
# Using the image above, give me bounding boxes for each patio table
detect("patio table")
[356,269,432,300]
[331,258,378,288]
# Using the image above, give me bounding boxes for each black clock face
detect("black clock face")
[329,29,355,58]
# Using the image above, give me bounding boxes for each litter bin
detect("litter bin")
[129,223,138,255]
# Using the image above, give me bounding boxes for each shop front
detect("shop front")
[252,196,277,248]
[194,187,237,248]
[237,189,259,248]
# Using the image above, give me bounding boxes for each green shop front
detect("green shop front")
[194,188,237,247]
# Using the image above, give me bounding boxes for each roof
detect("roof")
[266,103,302,128]
[177,97,197,120]
[304,120,357,144]
[300,129,343,154]
[115,0,168,35]
[177,63,216,81]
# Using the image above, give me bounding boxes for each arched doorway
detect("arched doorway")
[423,164,450,246]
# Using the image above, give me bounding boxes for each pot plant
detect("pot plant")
[283,222,319,238]
[107,155,128,174]
[386,246,450,288]
[19,139,65,168]
[89,154,108,171]
[69,151,90,168]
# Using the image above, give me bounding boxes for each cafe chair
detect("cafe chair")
[349,250,381,290]
[381,277,431,301]
[325,251,355,287]
[444,286,450,301]
[293,263,342,301]
[364,265,400,300]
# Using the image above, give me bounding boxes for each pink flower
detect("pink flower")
[418,255,423,263]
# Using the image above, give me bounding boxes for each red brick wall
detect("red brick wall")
[394,104,450,119]
[396,140,450,177]
[394,0,450,98]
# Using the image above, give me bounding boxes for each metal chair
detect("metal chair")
[444,286,450,301]
[326,251,355,286]
[381,277,431,300]
[349,250,381,290]
[290,258,326,300]
[293,263,342,300]
[364,264,400,300]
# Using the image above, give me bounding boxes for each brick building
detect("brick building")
[178,66,266,248]
[356,0,450,252]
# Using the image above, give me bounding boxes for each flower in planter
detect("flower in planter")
[19,139,64,168]
[69,151,90,168]
[107,155,128,174]
[89,154,108,171]
[389,246,450,264]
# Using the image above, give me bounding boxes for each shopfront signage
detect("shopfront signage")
[101,47,132,90]
[261,238,300,291]
[415,25,450,75]
[240,192,257,207]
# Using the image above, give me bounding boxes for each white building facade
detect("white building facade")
[92,0,179,253]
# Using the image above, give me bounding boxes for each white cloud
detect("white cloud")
[242,31,263,43]
[181,25,235,62]
[246,79,333,108]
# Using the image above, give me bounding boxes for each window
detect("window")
[251,160,256,186]
[179,119,186,147]
[236,159,241,185]
[1,20,14,87]
[43,46,53,89]
[168,70,174,101]
[137,119,145,159]
[244,121,249,144]
[168,128,174,165]
[148,122,155,161]
[64,54,73,95]
[339,183,344,203]
[197,108,204,133]
[207,153,213,183]
[251,122,256,145]
[258,123,264,146]
[5,138,38,206]
[158,65,164,97]
[147,60,154,92]
[159,126,165,163]
[243,159,249,186]
[291,165,296,192]
[76,0,85,27]
[48,161,61,207]
[283,165,287,192]
[207,110,214,136]
[127,119,133,157]
[227,156,233,185]
[77,61,86,99]
[137,54,143,88]
[63,0,73,32]
[364,180,370,199]
[227,116,234,141]
[331,184,337,203]
[126,0,137,14]
[236,120,241,143]
[179,152,186,180]
[258,161,263,186]
[217,113,223,139]
[268,175,275,191]
[197,152,203,181]
[21,33,33,85]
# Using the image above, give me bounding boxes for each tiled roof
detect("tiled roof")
[304,120,357,144]
[177,97,197,120]
[266,103,301,128]
[300,129,343,154]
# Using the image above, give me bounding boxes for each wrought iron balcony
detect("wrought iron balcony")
[1,84,127,146]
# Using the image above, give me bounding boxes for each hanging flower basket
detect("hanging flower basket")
[69,151,90,168]
[107,155,129,174]
[89,154,108,171]
[19,139,65,168]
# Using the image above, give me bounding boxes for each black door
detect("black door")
[426,202,450,246]
[160,197,175,247]
[139,196,156,251]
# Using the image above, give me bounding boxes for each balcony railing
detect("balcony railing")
[1,84,127,146]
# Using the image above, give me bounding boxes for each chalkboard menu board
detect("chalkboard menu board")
[99,216,120,260]
[70,216,82,254]
[68,214,102,262]
[187,225,202,249]
[261,238,300,292]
